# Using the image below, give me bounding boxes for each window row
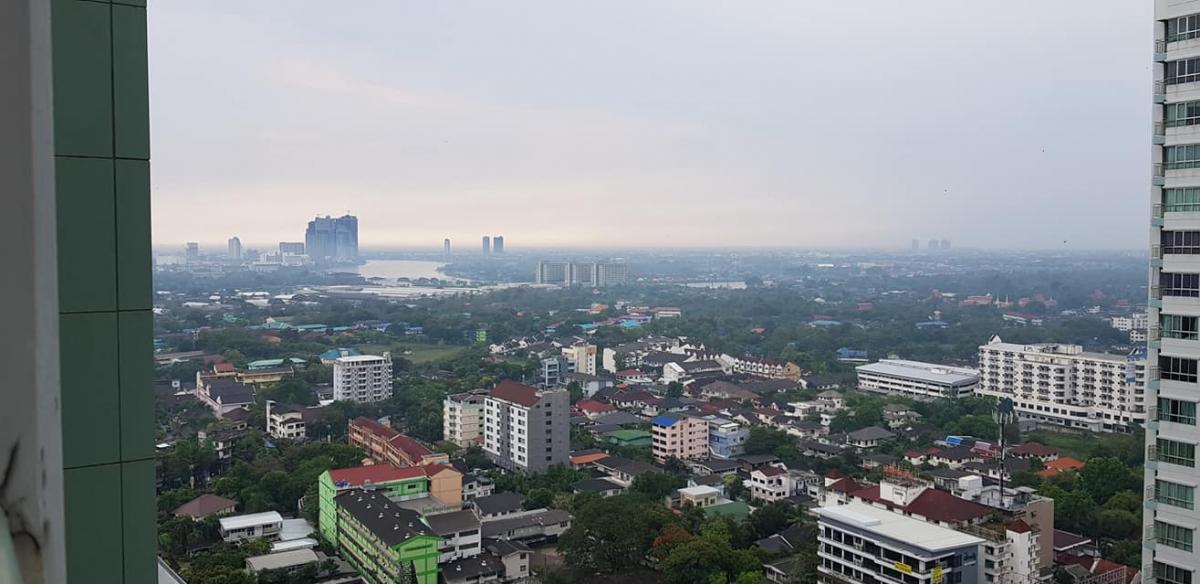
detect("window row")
[1160,397,1198,425]
[1162,230,1200,255]
[1161,272,1200,297]
[1167,101,1200,129]
[1155,561,1194,584]
[1159,437,1197,467]
[1168,13,1200,42]
[1167,144,1200,169]
[1167,58,1200,86]
[1164,188,1200,213]
[1156,520,1195,552]
[1160,355,1198,383]
[1162,314,1200,340]
[1157,479,1196,510]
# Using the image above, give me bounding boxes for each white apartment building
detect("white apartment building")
[856,359,980,400]
[1149,4,1200,577]
[444,390,487,447]
[815,503,984,584]
[218,512,284,543]
[483,381,570,473]
[1112,313,1149,332]
[560,343,597,376]
[265,402,306,440]
[976,336,1146,432]
[332,353,392,403]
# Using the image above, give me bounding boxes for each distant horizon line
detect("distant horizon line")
[152,242,1149,255]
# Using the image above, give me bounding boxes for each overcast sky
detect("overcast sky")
[149,1,1150,251]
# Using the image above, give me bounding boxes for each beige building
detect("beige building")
[650,414,708,462]
[444,390,487,447]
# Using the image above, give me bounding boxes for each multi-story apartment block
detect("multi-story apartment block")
[561,343,597,376]
[856,359,980,400]
[305,214,358,263]
[334,353,393,403]
[1113,313,1150,332]
[348,417,451,468]
[265,402,306,440]
[705,416,749,459]
[729,355,800,380]
[1150,4,1200,576]
[976,336,1146,432]
[444,390,487,447]
[482,381,570,473]
[594,261,629,287]
[317,465,432,547]
[816,503,984,584]
[651,414,709,462]
[333,489,440,584]
[535,260,569,285]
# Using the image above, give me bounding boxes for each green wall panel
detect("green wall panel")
[56,157,117,313]
[113,5,150,160]
[115,159,152,310]
[52,0,113,157]
[122,460,157,584]
[119,310,154,460]
[60,312,121,469]
[65,464,124,584]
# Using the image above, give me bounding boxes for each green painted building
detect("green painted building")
[334,489,440,584]
[317,465,430,547]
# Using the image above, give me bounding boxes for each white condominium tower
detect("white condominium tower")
[1149,3,1200,579]
[976,336,1146,433]
[333,353,393,403]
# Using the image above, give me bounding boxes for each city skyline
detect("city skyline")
[148,0,1148,250]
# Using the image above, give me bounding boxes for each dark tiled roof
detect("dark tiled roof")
[333,489,434,546]
[852,485,991,524]
[571,478,625,493]
[173,494,237,518]
[473,492,527,515]
[490,380,541,407]
[424,509,481,536]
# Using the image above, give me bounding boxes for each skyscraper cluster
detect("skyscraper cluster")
[481,235,505,254]
[305,214,359,263]
[536,260,629,287]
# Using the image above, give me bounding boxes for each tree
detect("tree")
[750,502,796,539]
[559,495,671,574]
[1079,457,1139,504]
[666,381,684,398]
[527,488,554,509]
[566,381,583,404]
[1096,509,1140,540]
[631,472,686,501]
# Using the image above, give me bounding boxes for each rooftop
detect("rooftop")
[219,511,283,531]
[856,359,979,385]
[423,509,481,536]
[473,492,527,515]
[490,380,542,407]
[817,503,984,551]
[173,493,237,518]
[244,549,319,572]
[327,465,426,489]
[333,489,434,547]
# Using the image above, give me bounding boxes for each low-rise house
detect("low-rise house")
[194,373,254,418]
[462,473,495,502]
[666,485,729,510]
[266,402,306,440]
[571,477,626,497]
[689,458,741,476]
[426,509,483,562]
[928,446,982,468]
[605,428,653,448]
[219,511,284,542]
[473,492,528,522]
[575,399,615,418]
[568,449,610,468]
[441,554,502,584]
[595,456,660,486]
[244,549,320,574]
[904,448,940,466]
[662,360,725,384]
[763,555,804,583]
[798,439,843,460]
[1039,457,1085,478]
[486,540,532,582]
[846,426,896,449]
[860,453,899,470]
[198,428,245,461]
[754,523,815,554]
[480,509,573,544]
[1010,442,1062,462]
[173,494,237,520]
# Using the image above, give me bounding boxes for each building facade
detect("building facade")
[856,359,980,400]
[333,489,440,584]
[444,390,487,447]
[493,235,504,253]
[1150,4,1200,578]
[651,414,709,462]
[482,235,491,254]
[317,465,430,548]
[482,381,570,473]
[227,236,242,260]
[977,336,1146,432]
[304,214,358,263]
[347,417,451,469]
[561,343,597,376]
[265,402,306,440]
[594,261,629,287]
[816,503,983,584]
[334,353,393,403]
[706,416,749,459]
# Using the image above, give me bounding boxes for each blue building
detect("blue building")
[835,347,869,363]
[705,416,749,459]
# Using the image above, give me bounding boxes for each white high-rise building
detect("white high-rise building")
[1149,5,1200,578]
[333,353,392,403]
[443,390,487,447]
[482,381,569,473]
[594,261,628,287]
[976,336,1146,433]
[227,236,242,260]
[560,343,597,376]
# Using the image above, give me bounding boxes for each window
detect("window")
[1161,272,1200,297]
[1169,14,1200,42]
[1160,397,1198,425]
[1167,144,1200,169]
[1156,521,1195,552]
[1163,315,1200,340]
[1163,230,1200,254]
[1167,102,1200,129]
[1156,561,1194,584]
[1157,480,1197,510]
[1160,355,1199,383]
[1166,188,1200,212]
[1167,58,1200,85]
[1158,438,1197,467]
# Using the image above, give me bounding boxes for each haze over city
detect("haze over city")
[149,0,1149,250]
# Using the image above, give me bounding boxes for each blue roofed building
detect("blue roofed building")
[319,347,362,364]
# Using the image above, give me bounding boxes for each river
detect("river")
[344,260,459,281]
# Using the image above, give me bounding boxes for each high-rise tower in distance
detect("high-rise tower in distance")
[482,236,491,254]
[305,214,358,263]
[493,235,505,253]
[227,236,242,260]
[1147,5,1200,580]
[444,238,451,256]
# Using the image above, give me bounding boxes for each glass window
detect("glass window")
[1160,355,1199,383]
[1169,14,1200,42]
[1158,437,1197,467]
[1167,102,1200,128]
[1161,272,1200,297]
[1162,231,1200,255]
[1156,520,1195,552]
[1168,58,1200,85]
[1160,397,1199,425]
[1155,561,1194,584]
[1157,480,1197,510]
[1165,188,1200,212]
[1167,144,1200,169]
[1163,315,1200,340]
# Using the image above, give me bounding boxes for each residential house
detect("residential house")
[174,494,237,520]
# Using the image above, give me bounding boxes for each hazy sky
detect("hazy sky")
[149,1,1150,251]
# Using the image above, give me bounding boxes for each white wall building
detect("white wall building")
[444,390,487,447]
[561,343,597,376]
[976,336,1146,432]
[265,402,306,440]
[856,359,980,400]
[1149,4,1200,577]
[333,353,393,403]
[1112,313,1149,331]
[219,512,284,542]
[816,503,984,584]
[483,381,570,473]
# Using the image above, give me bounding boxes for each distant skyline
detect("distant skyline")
[150,1,1149,250]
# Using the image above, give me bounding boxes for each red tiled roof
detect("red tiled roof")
[826,469,845,479]
[213,362,235,373]
[1008,519,1032,534]
[757,466,786,477]
[570,452,610,465]
[328,465,426,487]
[577,399,615,413]
[388,434,434,461]
[173,494,237,519]
[828,477,862,493]
[350,416,399,439]
[616,369,642,377]
[1039,457,1085,478]
[1055,554,1139,584]
[491,380,541,407]
[421,463,460,477]
[851,485,991,524]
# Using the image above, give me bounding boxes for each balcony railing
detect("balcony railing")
[1153,203,1164,219]
[1155,80,1168,96]
[1154,163,1166,177]
[1152,244,1163,259]
[1149,326,1161,341]
[1157,39,1169,54]
[1148,444,1158,461]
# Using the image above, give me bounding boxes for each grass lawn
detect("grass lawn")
[1023,428,1144,465]
[354,342,466,364]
